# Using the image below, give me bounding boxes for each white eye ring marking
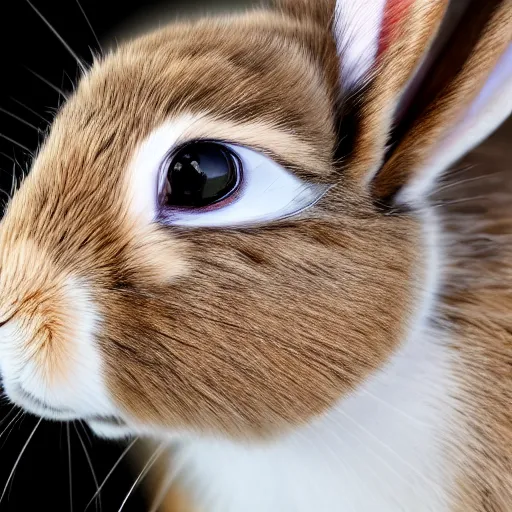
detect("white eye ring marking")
[160,145,329,228]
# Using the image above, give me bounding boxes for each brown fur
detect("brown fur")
[156,115,512,512]
[0,6,419,439]
[433,116,512,511]
[374,0,512,198]
[0,0,510,510]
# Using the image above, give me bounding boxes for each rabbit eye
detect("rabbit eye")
[164,142,241,208]
[157,143,328,228]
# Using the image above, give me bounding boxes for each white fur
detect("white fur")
[334,0,387,88]
[150,211,453,511]
[398,43,512,205]
[128,114,200,223]
[0,279,117,421]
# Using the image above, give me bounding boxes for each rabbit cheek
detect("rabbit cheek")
[100,211,421,440]
[127,227,190,286]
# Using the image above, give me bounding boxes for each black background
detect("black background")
[0,1,203,511]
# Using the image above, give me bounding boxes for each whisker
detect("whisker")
[0,410,24,444]
[0,165,13,178]
[79,419,94,446]
[0,417,42,504]
[358,389,434,428]
[74,423,101,512]
[57,72,69,109]
[0,132,33,155]
[292,427,375,503]
[2,412,26,452]
[11,162,19,197]
[0,152,16,164]
[26,0,87,73]
[25,67,68,99]
[328,416,418,493]
[85,437,139,511]
[0,406,17,428]
[118,442,167,512]
[262,176,282,194]
[336,409,444,497]
[10,98,50,125]
[438,163,475,179]
[0,164,19,200]
[74,0,102,51]
[67,423,74,512]
[0,188,12,205]
[430,195,491,209]
[148,454,188,512]
[0,107,42,133]
[435,172,504,194]
[6,415,29,501]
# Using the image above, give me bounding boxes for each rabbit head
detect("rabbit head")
[0,0,510,441]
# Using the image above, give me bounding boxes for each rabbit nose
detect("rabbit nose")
[0,273,118,423]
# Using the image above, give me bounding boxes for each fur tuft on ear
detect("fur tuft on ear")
[334,0,389,89]
[375,1,512,204]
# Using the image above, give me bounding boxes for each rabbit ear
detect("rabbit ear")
[372,1,512,205]
[277,1,511,203]
[331,0,450,186]
[330,0,512,205]
[334,0,416,90]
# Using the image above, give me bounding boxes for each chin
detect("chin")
[86,416,136,440]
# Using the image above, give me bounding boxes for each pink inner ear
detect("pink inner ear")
[377,0,414,58]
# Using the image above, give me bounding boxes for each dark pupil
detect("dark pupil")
[166,142,239,207]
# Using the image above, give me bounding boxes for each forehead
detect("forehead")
[0,12,341,266]
[54,13,337,169]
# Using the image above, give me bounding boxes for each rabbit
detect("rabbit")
[0,0,511,510]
